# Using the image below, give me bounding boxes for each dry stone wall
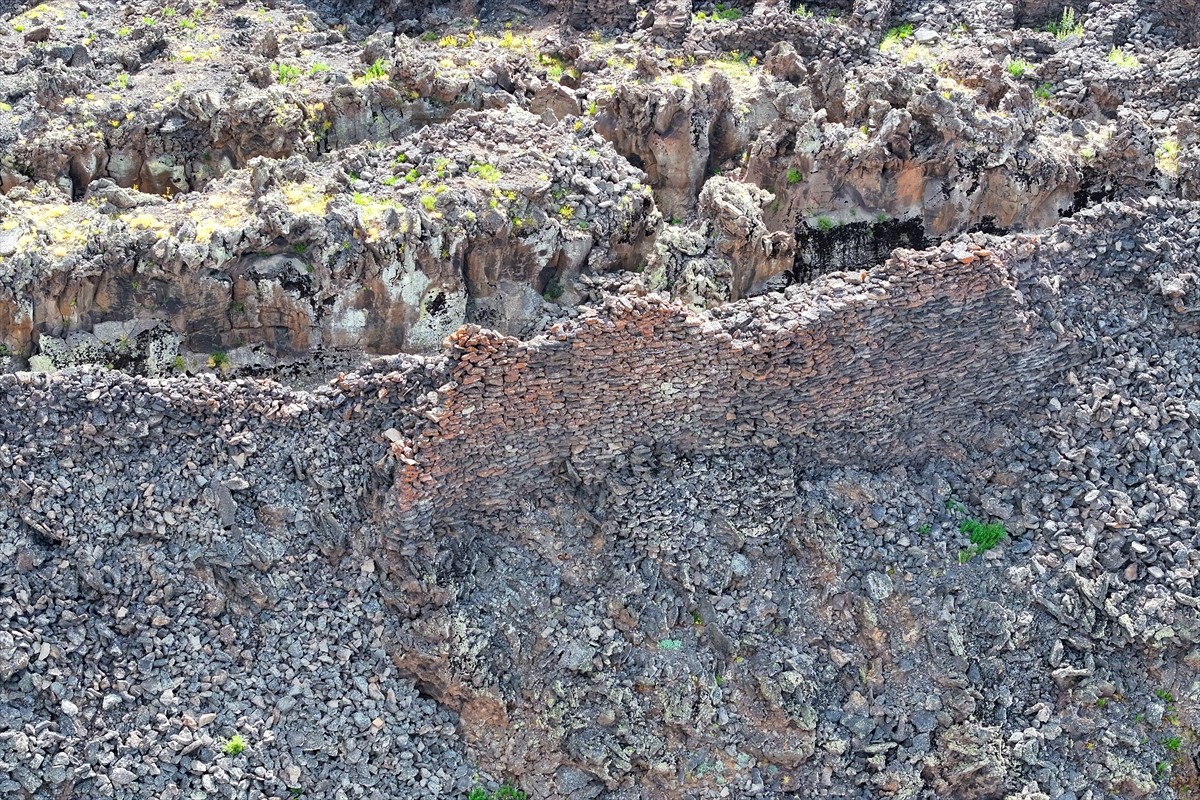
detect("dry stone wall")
[382,237,1073,550]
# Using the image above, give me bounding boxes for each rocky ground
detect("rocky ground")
[2,0,1200,798]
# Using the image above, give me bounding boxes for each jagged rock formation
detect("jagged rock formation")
[2,0,1200,798]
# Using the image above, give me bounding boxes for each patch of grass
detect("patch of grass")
[957,518,1007,563]
[1006,58,1029,78]
[786,167,804,185]
[880,22,914,52]
[793,5,812,17]
[117,26,131,36]
[1107,47,1139,69]
[1043,7,1082,39]
[309,62,329,75]
[420,194,436,212]
[1156,689,1176,704]
[816,215,835,231]
[221,733,246,755]
[1035,82,1054,101]
[1164,735,1183,752]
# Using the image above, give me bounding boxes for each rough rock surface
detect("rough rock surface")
[2,0,1200,798]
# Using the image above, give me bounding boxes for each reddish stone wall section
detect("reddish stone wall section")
[385,240,1068,539]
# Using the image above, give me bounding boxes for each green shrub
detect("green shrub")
[816,215,835,231]
[1006,59,1029,78]
[1043,7,1082,39]
[1034,82,1054,100]
[786,167,804,185]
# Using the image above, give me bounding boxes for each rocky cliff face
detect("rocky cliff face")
[1,0,1195,373]
[2,0,1200,799]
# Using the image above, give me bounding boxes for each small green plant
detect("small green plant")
[309,62,329,74]
[917,523,932,535]
[142,15,157,25]
[221,734,247,756]
[713,3,742,20]
[468,785,527,800]
[468,162,502,182]
[816,215,835,231]
[1156,689,1176,704]
[209,351,229,371]
[1164,735,1183,752]
[793,4,812,17]
[1044,7,1083,39]
[171,355,186,372]
[356,59,389,84]
[957,518,1007,562]
[881,23,914,52]
[273,63,302,84]
[1107,47,1139,69]
[179,17,195,29]
[117,26,131,36]
[786,167,804,185]
[1034,82,1054,101]
[1006,59,1029,78]
[162,7,176,16]
[1155,137,1180,176]
[420,195,436,212]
